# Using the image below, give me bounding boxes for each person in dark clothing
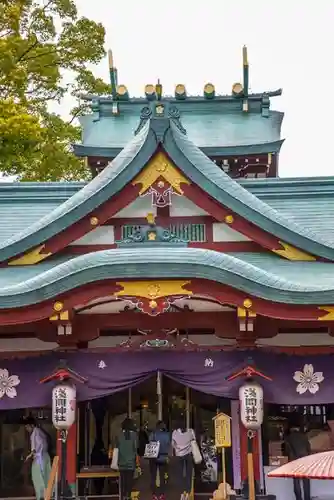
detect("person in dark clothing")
[91,440,109,495]
[138,425,149,457]
[148,420,171,500]
[117,418,137,500]
[285,425,312,500]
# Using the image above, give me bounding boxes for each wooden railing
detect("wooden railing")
[45,455,59,500]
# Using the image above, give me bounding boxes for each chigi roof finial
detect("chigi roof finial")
[155,79,163,101]
[108,49,118,100]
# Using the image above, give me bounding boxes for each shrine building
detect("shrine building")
[0,47,334,500]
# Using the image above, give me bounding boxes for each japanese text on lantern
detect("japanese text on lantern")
[244,387,258,424]
[54,387,67,423]
[214,413,231,448]
[239,382,263,430]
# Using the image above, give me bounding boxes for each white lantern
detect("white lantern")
[239,381,264,430]
[52,382,76,430]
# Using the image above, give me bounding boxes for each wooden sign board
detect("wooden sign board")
[213,412,231,448]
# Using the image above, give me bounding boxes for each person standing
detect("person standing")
[24,417,51,500]
[285,424,312,500]
[172,419,196,500]
[148,421,171,500]
[117,418,138,500]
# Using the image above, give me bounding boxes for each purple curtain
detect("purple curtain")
[0,350,333,409]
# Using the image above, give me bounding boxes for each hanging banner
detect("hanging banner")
[231,400,241,490]
[52,382,76,430]
[0,350,332,409]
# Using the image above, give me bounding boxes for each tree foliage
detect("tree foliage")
[0,0,110,180]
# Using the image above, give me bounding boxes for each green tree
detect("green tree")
[0,0,110,180]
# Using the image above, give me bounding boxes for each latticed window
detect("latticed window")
[121,223,206,242]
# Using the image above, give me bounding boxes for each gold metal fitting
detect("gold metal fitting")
[225,215,234,224]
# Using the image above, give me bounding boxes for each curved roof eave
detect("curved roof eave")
[72,139,284,159]
[1,247,334,308]
[164,122,334,261]
[0,114,332,264]
[0,122,157,262]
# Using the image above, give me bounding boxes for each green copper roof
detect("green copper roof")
[0,121,156,261]
[240,177,334,246]
[1,247,334,309]
[2,177,334,245]
[0,109,334,262]
[78,99,283,151]
[164,120,334,260]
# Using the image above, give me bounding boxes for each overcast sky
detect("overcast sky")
[75,0,333,178]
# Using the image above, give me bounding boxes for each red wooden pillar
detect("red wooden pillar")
[56,422,77,494]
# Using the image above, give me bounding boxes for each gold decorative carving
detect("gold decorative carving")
[243,298,253,309]
[272,241,316,261]
[147,231,157,241]
[53,301,64,312]
[132,152,190,195]
[115,280,192,300]
[237,307,256,318]
[90,216,99,226]
[8,245,52,266]
[146,212,156,224]
[156,104,164,115]
[224,215,234,224]
[50,310,69,321]
[318,307,334,321]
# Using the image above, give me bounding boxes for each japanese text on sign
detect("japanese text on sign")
[214,413,231,448]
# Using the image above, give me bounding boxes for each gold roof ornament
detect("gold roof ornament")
[116,84,129,100]
[145,84,156,100]
[232,82,243,96]
[146,212,156,225]
[175,83,187,100]
[225,215,234,224]
[243,298,253,309]
[204,83,215,99]
[155,79,163,100]
[155,104,164,115]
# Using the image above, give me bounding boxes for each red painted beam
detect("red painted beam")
[75,310,236,328]
[3,184,140,264]
[0,313,330,335]
[108,215,215,226]
[182,183,315,258]
[62,241,265,256]
[188,242,265,252]
[0,278,330,326]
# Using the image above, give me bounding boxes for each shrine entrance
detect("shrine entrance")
[77,374,233,498]
[0,376,233,499]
